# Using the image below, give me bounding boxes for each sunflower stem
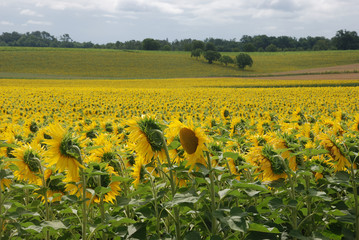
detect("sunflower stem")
[0,177,3,240]
[350,161,359,240]
[35,157,50,240]
[80,168,87,240]
[73,145,87,240]
[97,174,107,240]
[154,130,181,240]
[279,154,298,236]
[115,154,133,219]
[149,174,161,237]
[304,175,313,235]
[205,151,218,236]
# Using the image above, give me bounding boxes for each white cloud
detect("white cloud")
[1,0,358,42]
[0,21,14,26]
[20,9,43,17]
[23,20,52,26]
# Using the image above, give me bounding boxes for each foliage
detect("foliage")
[219,55,234,66]
[192,40,205,50]
[235,53,253,69]
[1,29,359,51]
[191,48,202,59]
[142,38,160,50]
[332,29,359,50]
[203,50,221,64]
[265,44,278,52]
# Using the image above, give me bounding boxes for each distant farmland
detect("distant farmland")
[1,47,359,79]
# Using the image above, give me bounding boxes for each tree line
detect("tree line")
[0,29,359,52]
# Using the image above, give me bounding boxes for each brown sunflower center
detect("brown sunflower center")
[179,127,198,154]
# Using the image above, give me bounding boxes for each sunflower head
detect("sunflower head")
[262,144,286,176]
[137,116,164,152]
[59,132,81,160]
[23,148,41,173]
[131,157,147,187]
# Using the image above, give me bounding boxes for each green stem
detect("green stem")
[0,179,3,240]
[36,158,50,240]
[149,175,161,237]
[81,168,87,240]
[280,155,297,234]
[304,175,312,235]
[350,163,359,240]
[116,154,133,219]
[73,145,87,240]
[97,174,107,240]
[155,130,181,240]
[206,151,217,236]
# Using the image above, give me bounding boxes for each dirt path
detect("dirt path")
[254,63,359,80]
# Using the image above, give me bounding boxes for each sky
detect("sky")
[1,0,359,44]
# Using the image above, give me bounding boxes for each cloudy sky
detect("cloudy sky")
[1,0,358,44]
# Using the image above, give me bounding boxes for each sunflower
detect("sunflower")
[0,178,11,191]
[229,117,240,137]
[270,136,297,171]
[88,133,119,164]
[166,120,209,171]
[126,115,166,164]
[351,114,359,131]
[12,143,44,184]
[65,164,121,204]
[0,128,18,159]
[246,144,287,182]
[317,133,350,172]
[322,119,343,136]
[220,107,231,121]
[131,156,147,188]
[43,124,84,181]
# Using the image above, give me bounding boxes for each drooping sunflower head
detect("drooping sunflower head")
[127,115,165,163]
[59,132,82,160]
[131,156,147,188]
[12,143,44,184]
[258,144,288,182]
[262,144,286,175]
[137,116,164,152]
[43,124,83,181]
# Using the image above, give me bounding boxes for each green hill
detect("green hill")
[0,47,359,79]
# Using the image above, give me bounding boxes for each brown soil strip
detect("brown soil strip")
[253,64,359,80]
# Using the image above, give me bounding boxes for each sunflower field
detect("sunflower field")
[1,78,359,239]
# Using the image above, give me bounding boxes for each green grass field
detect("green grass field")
[0,47,359,79]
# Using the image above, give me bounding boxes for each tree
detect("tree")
[205,42,216,51]
[332,29,359,50]
[219,56,234,66]
[203,50,221,64]
[265,43,278,52]
[142,38,160,50]
[192,40,205,50]
[191,48,202,59]
[243,43,256,52]
[235,53,253,69]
